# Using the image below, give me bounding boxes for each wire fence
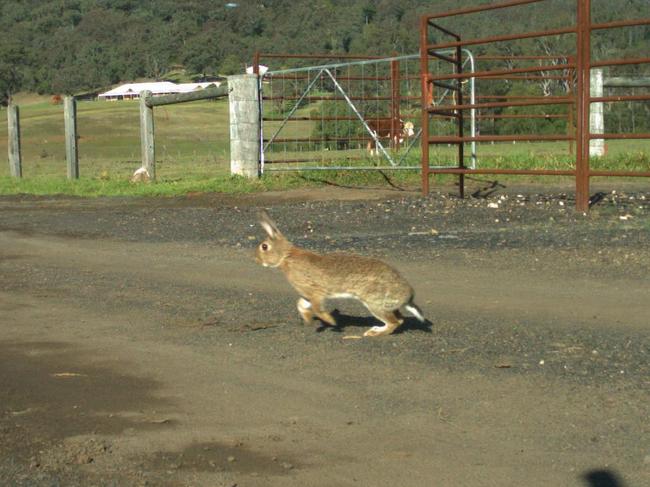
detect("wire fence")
[257,53,430,172]
[1,97,230,181]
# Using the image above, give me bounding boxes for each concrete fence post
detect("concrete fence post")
[228,74,260,177]
[590,68,605,157]
[139,90,155,180]
[64,96,79,179]
[7,104,22,178]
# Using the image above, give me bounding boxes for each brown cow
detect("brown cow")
[366,119,415,156]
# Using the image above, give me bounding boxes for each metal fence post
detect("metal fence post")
[64,96,79,179]
[391,59,400,150]
[7,104,22,178]
[420,16,430,195]
[228,74,260,178]
[575,0,591,212]
[456,42,465,199]
[139,90,155,180]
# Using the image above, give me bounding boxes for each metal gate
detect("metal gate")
[254,53,476,173]
[419,0,650,210]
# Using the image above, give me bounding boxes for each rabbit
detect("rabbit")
[255,210,425,337]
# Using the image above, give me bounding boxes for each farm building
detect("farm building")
[98,81,223,101]
[246,65,269,75]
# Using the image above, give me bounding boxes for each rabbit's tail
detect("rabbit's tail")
[404,299,425,322]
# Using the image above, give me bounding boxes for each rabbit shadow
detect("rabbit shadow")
[315,309,433,335]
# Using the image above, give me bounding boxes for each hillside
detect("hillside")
[1,0,648,100]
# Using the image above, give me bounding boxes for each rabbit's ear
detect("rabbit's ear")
[259,210,283,239]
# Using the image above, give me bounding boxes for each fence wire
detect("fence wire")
[259,54,464,172]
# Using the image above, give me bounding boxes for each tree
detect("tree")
[182,32,219,78]
[220,54,243,76]
[0,0,646,105]
[0,36,24,105]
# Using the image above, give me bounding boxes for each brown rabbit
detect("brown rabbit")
[255,210,424,337]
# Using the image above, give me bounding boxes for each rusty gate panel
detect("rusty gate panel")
[420,0,650,211]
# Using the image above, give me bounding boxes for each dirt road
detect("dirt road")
[1,185,648,486]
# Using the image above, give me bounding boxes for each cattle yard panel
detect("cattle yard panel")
[473,55,576,155]
[255,53,477,173]
[420,0,650,211]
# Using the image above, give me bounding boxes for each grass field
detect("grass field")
[1,95,648,196]
[1,97,230,180]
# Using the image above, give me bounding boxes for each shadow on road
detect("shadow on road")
[583,469,626,487]
[315,309,433,335]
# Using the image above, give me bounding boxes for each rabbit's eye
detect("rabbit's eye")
[261,243,269,251]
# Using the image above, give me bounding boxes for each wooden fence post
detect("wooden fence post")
[7,104,22,178]
[228,74,260,177]
[64,96,79,179]
[139,90,155,180]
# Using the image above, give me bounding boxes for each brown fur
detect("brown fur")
[255,210,423,337]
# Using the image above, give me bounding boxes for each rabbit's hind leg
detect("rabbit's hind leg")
[363,309,403,337]
[311,298,337,327]
[297,297,314,325]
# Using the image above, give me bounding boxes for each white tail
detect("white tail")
[404,303,425,322]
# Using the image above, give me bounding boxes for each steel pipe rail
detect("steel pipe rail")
[590,18,650,31]
[419,0,649,212]
[423,0,543,20]
[428,134,574,143]
[425,27,576,51]
[591,133,650,140]
[428,63,575,82]
[590,94,650,103]
[426,168,576,176]
[429,97,573,112]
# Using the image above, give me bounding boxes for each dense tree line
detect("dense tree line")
[0,0,648,132]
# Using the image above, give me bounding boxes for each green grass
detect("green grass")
[0,173,311,197]
[0,170,425,197]
[1,95,648,197]
[0,97,230,182]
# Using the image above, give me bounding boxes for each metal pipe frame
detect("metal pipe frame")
[423,0,544,20]
[263,137,395,143]
[590,94,650,103]
[477,55,571,61]
[262,115,421,122]
[478,114,567,120]
[259,51,478,173]
[261,53,421,76]
[420,0,648,211]
[425,27,576,51]
[264,166,423,171]
[431,97,573,112]
[591,57,650,69]
[266,75,392,81]
[429,63,575,82]
[428,134,574,143]
[265,157,369,164]
[262,95,408,102]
